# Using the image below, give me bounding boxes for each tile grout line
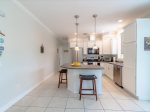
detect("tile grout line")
[83,98,85,112]
[43,96,53,112]
[64,95,69,112]
[98,98,105,112]
[102,79,125,112]
[103,76,145,112]
[6,75,148,112]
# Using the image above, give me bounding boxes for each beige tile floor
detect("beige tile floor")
[6,75,150,112]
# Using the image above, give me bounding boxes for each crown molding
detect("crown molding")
[12,0,54,35]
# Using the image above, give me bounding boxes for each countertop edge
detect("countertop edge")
[61,64,104,69]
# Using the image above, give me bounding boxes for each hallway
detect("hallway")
[6,75,150,112]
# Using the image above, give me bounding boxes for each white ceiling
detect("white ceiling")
[19,0,150,38]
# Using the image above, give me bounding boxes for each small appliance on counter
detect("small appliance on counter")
[99,54,117,62]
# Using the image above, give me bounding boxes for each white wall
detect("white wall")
[0,0,58,111]
[58,44,71,67]
[136,19,150,100]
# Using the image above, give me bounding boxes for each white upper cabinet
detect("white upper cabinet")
[83,40,88,54]
[123,22,137,43]
[111,38,118,54]
[69,41,76,48]
[102,37,111,54]
[102,36,118,54]
[83,40,103,54]
[69,40,84,48]
[69,35,118,55]
[121,34,124,54]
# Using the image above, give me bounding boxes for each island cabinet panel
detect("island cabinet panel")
[67,69,103,94]
[61,64,104,95]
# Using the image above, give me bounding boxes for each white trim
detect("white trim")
[11,0,54,35]
[0,72,55,112]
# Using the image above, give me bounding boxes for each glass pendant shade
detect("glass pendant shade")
[75,46,79,51]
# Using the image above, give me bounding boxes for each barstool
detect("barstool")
[58,69,67,88]
[79,75,97,100]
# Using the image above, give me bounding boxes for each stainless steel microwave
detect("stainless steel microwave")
[87,48,99,54]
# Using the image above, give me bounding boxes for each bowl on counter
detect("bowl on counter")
[71,61,81,67]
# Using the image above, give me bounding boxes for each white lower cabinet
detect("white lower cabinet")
[107,63,114,80]
[123,66,136,95]
[100,62,105,75]
[101,62,114,80]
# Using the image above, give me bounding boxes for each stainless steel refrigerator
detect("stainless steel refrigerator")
[70,48,83,62]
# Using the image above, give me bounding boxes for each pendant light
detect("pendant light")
[92,14,98,49]
[74,15,80,51]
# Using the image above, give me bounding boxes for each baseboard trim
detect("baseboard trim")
[0,72,55,112]
[123,88,138,99]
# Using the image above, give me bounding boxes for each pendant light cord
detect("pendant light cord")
[93,14,98,46]
[74,15,79,47]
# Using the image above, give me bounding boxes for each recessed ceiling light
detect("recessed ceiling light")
[118,19,123,23]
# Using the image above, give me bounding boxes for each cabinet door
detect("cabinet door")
[123,22,137,43]
[108,64,114,80]
[70,42,76,48]
[105,63,109,77]
[123,67,136,95]
[121,33,124,54]
[100,63,105,75]
[123,42,136,95]
[88,41,94,48]
[78,42,84,48]
[111,38,118,54]
[104,63,113,80]
[83,41,88,55]
[102,38,111,54]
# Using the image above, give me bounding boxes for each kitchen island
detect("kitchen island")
[61,64,104,94]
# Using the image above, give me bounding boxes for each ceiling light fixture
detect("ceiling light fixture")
[74,15,80,51]
[92,14,98,49]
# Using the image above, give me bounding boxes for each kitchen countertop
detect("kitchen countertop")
[61,63,104,69]
[101,62,123,67]
[83,61,124,67]
[108,62,123,67]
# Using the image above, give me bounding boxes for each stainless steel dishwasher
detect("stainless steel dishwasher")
[113,64,123,87]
